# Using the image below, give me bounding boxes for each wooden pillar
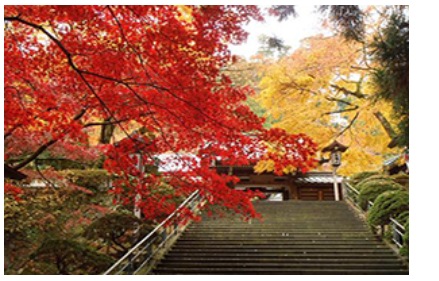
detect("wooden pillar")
[283,188,290,201]
[333,166,340,201]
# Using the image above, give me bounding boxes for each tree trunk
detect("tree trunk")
[99,118,116,144]
[373,111,399,147]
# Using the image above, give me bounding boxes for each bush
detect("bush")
[84,212,155,257]
[400,221,409,256]
[349,171,380,187]
[358,180,403,209]
[20,261,60,275]
[383,210,409,254]
[356,175,394,190]
[390,173,409,181]
[60,169,111,192]
[391,173,409,188]
[367,190,409,227]
[395,210,409,225]
[31,239,114,274]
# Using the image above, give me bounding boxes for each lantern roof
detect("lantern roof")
[322,140,349,153]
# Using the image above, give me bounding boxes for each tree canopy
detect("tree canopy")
[4,5,318,219]
[229,6,409,175]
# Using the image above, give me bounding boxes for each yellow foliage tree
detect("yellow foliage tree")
[256,35,401,175]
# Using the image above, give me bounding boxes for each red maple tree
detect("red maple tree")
[4,5,317,219]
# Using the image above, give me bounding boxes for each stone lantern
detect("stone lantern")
[322,140,348,201]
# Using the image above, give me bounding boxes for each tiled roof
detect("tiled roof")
[295,172,343,184]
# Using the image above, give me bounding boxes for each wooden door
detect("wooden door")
[298,186,335,201]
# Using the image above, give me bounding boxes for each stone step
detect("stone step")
[197,218,363,222]
[219,211,355,214]
[172,245,390,250]
[186,229,370,233]
[198,221,363,224]
[189,222,364,226]
[151,201,407,275]
[181,236,377,241]
[176,240,382,245]
[179,237,378,242]
[162,257,403,264]
[154,268,409,275]
[182,231,375,235]
[195,218,362,221]
[170,248,394,254]
[189,224,368,231]
[184,230,372,234]
[157,262,406,270]
[188,223,369,228]
[165,253,399,259]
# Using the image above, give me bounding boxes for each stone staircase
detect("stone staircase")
[153,201,408,275]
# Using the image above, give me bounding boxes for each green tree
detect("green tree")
[371,12,409,147]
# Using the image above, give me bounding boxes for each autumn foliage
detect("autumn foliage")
[254,35,402,175]
[4,5,317,219]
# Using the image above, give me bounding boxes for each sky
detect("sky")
[229,6,330,59]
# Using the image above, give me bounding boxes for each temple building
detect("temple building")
[215,164,343,201]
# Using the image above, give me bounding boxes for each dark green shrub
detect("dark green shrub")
[395,210,409,225]
[20,261,60,275]
[31,239,114,274]
[367,190,409,227]
[84,212,155,257]
[391,173,409,188]
[383,211,409,253]
[390,173,409,181]
[60,169,111,192]
[349,171,380,187]
[358,180,402,209]
[356,175,394,190]
[400,221,409,256]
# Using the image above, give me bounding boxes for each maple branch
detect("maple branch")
[351,65,373,71]
[83,114,153,127]
[4,127,19,140]
[323,106,359,115]
[97,9,214,141]
[279,81,320,96]
[325,96,354,106]
[5,17,117,120]
[330,84,367,99]
[335,111,360,138]
[10,14,236,135]
[106,6,194,145]
[324,96,360,115]
[122,83,209,140]
[121,84,197,168]
[329,81,398,146]
[5,16,154,159]
[123,6,239,132]
[34,158,58,189]
[5,13,250,181]
[12,108,87,170]
[4,106,57,140]
[11,141,54,171]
